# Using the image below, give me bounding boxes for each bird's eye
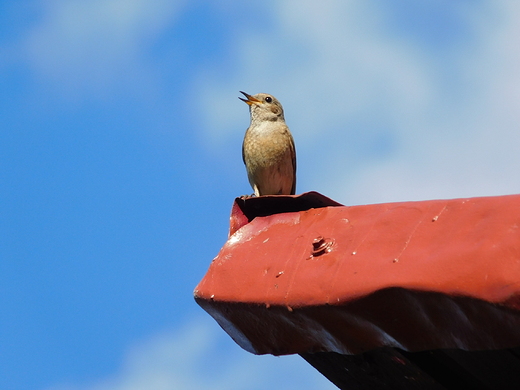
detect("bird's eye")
[265,96,272,103]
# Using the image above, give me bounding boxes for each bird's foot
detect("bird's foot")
[239,193,256,200]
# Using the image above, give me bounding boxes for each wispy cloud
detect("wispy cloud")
[17,0,184,98]
[45,318,335,390]
[196,1,520,204]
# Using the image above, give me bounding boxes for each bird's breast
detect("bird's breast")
[243,123,293,168]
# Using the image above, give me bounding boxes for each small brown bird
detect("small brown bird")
[239,91,296,196]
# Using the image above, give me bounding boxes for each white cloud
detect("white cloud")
[197,2,434,142]
[45,317,335,390]
[196,1,520,205]
[343,2,520,205]
[19,0,184,98]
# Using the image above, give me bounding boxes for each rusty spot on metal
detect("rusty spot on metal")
[311,236,335,257]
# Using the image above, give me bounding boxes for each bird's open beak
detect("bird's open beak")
[239,91,261,106]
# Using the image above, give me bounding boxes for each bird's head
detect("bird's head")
[239,91,285,122]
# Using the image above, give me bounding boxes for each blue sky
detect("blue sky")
[1,1,520,389]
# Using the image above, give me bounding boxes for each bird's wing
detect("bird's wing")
[241,130,247,165]
[290,133,297,195]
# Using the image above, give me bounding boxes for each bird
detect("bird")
[239,91,296,196]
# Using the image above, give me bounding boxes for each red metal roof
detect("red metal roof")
[195,192,520,357]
